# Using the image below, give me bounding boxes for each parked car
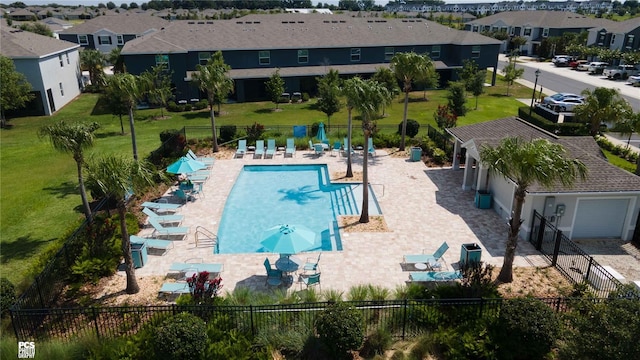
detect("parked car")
[569,59,588,69]
[628,75,640,87]
[603,64,640,80]
[576,62,592,71]
[588,62,609,74]
[542,93,585,112]
[552,55,572,67]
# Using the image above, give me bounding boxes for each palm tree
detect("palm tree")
[85,155,156,294]
[107,47,126,74]
[80,49,105,87]
[341,78,360,178]
[106,73,146,161]
[192,51,234,153]
[480,137,587,283]
[39,121,100,222]
[390,52,433,151]
[574,87,632,136]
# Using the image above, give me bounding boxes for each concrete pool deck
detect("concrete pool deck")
[133,149,559,294]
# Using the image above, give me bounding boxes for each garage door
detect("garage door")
[572,199,629,238]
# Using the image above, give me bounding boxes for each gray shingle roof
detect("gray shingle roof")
[468,10,615,29]
[122,14,501,55]
[447,117,640,194]
[0,23,79,58]
[59,14,169,35]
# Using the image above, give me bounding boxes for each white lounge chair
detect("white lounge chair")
[142,207,184,225]
[130,235,174,255]
[148,218,189,239]
[235,139,247,158]
[285,138,296,157]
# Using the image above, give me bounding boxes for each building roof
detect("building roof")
[596,17,640,34]
[121,14,501,55]
[447,117,640,194]
[59,14,170,35]
[0,23,78,58]
[467,10,614,29]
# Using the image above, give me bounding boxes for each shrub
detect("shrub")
[459,262,500,298]
[434,105,457,131]
[154,312,208,360]
[447,81,467,116]
[219,125,237,144]
[432,148,447,164]
[360,328,393,357]
[436,322,496,360]
[167,102,185,112]
[315,302,364,358]
[0,278,16,317]
[375,132,400,148]
[193,100,208,110]
[397,119,420,138]
[245,122,265,144]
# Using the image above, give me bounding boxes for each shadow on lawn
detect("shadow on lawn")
[43,181,78,199]
[1,234,58,264]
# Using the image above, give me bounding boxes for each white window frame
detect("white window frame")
[155,54,169,69]
[471,45,480,59]
[98,35,112,45]
[384,47,394,61]
[198,52,211,65]
[509,27,515,35]
[350,48,361,62]
[472,25,479,32]
[59,82,64,96]
[523,27,532,36]
[297,49,308,64]
[626,34,635,48]
[542,28,549,37]
[78,34,88,45]
[117,35,124,45]
[431,45,441,59]
[259,50,270,65]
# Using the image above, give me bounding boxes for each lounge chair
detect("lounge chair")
[148,218,189,239]
[141,201,181,213]
[300,272,321,290]
[367,138,376,157]
[130,235,174,255]
[331,141,341,156]
[266,139,276,158]
[308,140,314,151]
[188,175,208,182]
[314,143,324,156]
[302,253,321,274]
[409,271,462,282]
[264,258,283,286]
[142,207,184,225]
[235,139,247,158]
[169,262,224,275]
[342,137,354,157]
[187,149,214,167]
[159,282,191,294]
[254,140,265,159]
[403,242,449,270]
[285,138,296,157]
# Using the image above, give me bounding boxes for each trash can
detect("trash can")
[131,242,147,269]
[460,243,482,267]
[410,147,422,162]
[474,191,492,209]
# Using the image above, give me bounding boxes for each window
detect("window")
[509,27,515,35]
[350,48,361,62]
[298,49,308,64]
[471,45,480,59]
[155,54,169,69]
[65,53,69,64]
[626,34,635,48]
[523,27,532,36]
[472,25,479,32]
[59,82,64,96]
[384,47,394,61]
[78,35,88,45]
[98,35,112,45]
[259,51,270,65]
[59,55,63,67]
[542,28,549,37]
[431,45,440,59]
[117,35,124,45]
[198,52,211,65]
[610,34,616,45]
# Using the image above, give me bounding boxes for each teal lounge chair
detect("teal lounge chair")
[342,137,354,157]
[159,282,191,294]
[141,201,181,213]
[367,138,376,157]
[130,235,174,255]
[148,218,189,239]
[266,139,276,158]
[403,242,449,270]
[254,140,265,159]
[308,140,314,151]
[264,258,283,286]
[285,138,296,157]
[409,271,462,282]
[314,143,324,156]
[187,149,214,167]
[331,141,341,156]
[142,207,184,225]
[173,189,192,204]
[169,262,224,275]
[235,139,247,158]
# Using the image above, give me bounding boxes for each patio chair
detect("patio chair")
[300,272,321,291]
[285,138,296,157]
[130,235,174,255]
[142,207,184,225]
[266,139,276,158]
[159,282,191,295]
[173,189,192,204]
[148,218,189,239]
[308,140,314,151]
[314,143,324,156]
[303,253,321,274]
[191,182,205,199]
[187,149,214,167]
[141,201,181,213]
[263,258,283,286]
[235,139,247,158]
[331,141,341,156]
[367,138,376,157]
[342,137,354,157]
[254,140,265,159]
[169,262,223,277]
[403,242,449,270]
[408,271,462,283]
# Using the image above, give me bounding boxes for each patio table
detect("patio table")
[275,256,301,273]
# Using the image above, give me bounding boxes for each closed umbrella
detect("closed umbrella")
[316,122,327,143]
[260,224,317,255]
[166,156,205,174]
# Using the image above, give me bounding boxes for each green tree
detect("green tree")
[371,67,399,115]
[101,80,130,135]
[141,64,173,119]
[39,121,100,222]
[85,155,156,294]
[574,87,632,136]
[108,47,126,74]
[502,58,524,96]
[458,59,479,91]
[80,49,106,88]
[469,69,486,110]
[18,22,53,37]
[480,137,587,283]
[316,69,342,130]
[265,69,285,110]
[446,81,466,116]
[391,52,434,151]
[191,51,234,153]
[341,78,359,178]
[106,73,146,160]
[0,55,34,128]
[510,36,528,57]
[615,110,640,149]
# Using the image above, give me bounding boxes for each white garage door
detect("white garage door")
[572,199,629,238]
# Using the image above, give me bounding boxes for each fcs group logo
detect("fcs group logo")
[18,341,35,359]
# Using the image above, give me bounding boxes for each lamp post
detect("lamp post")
[529,69,541,116]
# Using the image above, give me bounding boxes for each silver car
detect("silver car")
[542,93,585,112]
[588,62,609,74]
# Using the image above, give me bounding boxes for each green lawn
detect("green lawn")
[0,77,531,286]
[602,149,637,173]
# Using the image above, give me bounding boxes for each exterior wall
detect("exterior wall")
[488,173,515,222]
[93,29,117,53]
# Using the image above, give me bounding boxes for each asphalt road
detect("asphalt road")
[608,132,640,148]
[497,56,640,111]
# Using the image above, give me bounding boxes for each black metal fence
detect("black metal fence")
[528,211,623,297]
[11,297,596,343]
[426,124,454,156]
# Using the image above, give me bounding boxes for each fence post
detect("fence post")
[35,277,45,308]
[584,257,594,287]
[92,307,101,339]
[535,215,546,250]
[551,229,563,266]
[250,305,255,336]
[401,299,407,340]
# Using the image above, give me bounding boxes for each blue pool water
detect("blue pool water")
[216,164,382,254]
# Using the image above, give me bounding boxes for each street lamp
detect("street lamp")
[529,69,541,116]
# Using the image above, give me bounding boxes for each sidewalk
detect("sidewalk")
[604,134,640,154]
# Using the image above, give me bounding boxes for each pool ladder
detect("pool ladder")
[195,226,219,253]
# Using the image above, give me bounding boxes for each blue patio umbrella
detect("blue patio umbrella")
[260,224,317,255]
[316,122,327,143]
[166,156,205,174]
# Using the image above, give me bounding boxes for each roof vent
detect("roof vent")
[298,21,304,23]
[236,21,242,24]
[254,21,260,24]
[331,20,338,23]
[339,20,345,23]
[206,21,213,24]
[188,21,195,24]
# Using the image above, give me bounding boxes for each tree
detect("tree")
[191,51,234,153]
[80,49,106,87]
[447,81,466,116]
[39,121,100,222]
[371,67,399,115]
[85,155,156,294]
[341,78,359,179]
[0,55,34,128]
[469,69,486,110]
[574,87,632,136]
[18,22,53,37]
[391,52,434,151]
[509,36,528,57]
[434,104,457,131]
[316,69,342,130]
[615,110,640,149]
[265,69,285,110]
[106,73,146,160]
[141,64,173,119]
[108,47,126,74]
[101,83,129,135]
[107,1,116,9]
[480,137,587,283]
[502,58,524,96]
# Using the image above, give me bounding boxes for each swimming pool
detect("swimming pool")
[216,164,382,254]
